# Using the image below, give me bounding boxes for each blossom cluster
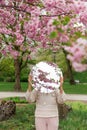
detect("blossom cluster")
[63,38,87,72]
[30,61,63,93]
[0,0,87,72]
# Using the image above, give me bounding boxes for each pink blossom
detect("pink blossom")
[77,38,87,45]
[1,49,7,56]
[0,0,87,72]
[73,0,86,14]
[10,50,19,59]
[26,0,39,3]
[20,45,27,51]
[80,11,87,26]
[24,17,39,39]
[65,38,87,71]
[73,51,84,62]
[15,33,24,45]
[7,45,12,51]
[63,46,71,52]
[42,0,67,15]
[30,6,41,17]
[72,62,87,72]
[0,28,12,35]
[67,55,74,62]
[59,34,69,43]
[0,0,5,4]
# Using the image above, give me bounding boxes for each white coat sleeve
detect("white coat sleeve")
[55,89,67,104]
[25,89,38,103]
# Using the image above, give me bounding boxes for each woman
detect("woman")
[25,74,66,130]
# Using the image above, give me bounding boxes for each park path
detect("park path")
[0,92,87,102]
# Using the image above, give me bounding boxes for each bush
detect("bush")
[3,97,27,103]
[20,76,28,82]
[0,76,4,82]
[4,77,15,82]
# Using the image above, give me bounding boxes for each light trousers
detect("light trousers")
[35,117,59,130]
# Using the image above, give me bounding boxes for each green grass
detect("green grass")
[0,102,87,130]
[73,71,87,83]
[0,81,87,94]
[0,104,36,130]
[59,102,87,130]
[63,82,87,94]
[0,82,28,92]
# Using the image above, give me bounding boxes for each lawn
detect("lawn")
[63,82,87,94]
[0,80,87,130]
[0,81,87,94]
[0,82,27,92]
[0,102,87,130]
[59,101,87,130]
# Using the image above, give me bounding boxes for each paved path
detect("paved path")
[66,94,87,102]
[0,92,87,102]
[0,92,25,99]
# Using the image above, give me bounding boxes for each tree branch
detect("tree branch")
[0,4,31,15]
[0,4,70,17]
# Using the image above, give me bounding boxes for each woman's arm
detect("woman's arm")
[59,76,63,94]
[28,75,32,92]
[25,75,38,103]
[25,89,38,103]
[56,76,67,104]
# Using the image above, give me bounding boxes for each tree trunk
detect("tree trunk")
[63,49,76,85]
[14,59,21,91]
[66,58,76,85]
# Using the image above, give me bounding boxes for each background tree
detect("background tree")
[0,57,15,82]
[0,0,38,91]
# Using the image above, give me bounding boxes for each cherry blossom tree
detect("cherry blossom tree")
[63,1,87,72]
[39,0,87,83]
[0,0,41,91]
[0,0,87,90]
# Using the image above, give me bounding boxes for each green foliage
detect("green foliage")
[0,57,14,76]
[59,102,87,130]
[36,49,52,63]
[49,31,57,38]
[0,57,15,81]
[53,19,60,25]
[27,59,36,65]
[20,68,29,82]
[3,97,28,103]
[35,49,68,74]
[20,75,28,82]
[53,16,70,27]
[57,27,64,32]
[0,102,87,130]
[75,31,82,37]
[0,57,34,82]
[61,16,70,25]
